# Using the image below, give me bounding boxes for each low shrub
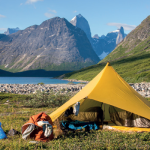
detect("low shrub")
[22,90,73,108]
[37,82,44,85]
[67,81,75,85]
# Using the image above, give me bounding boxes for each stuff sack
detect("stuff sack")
[21,112,53,142]
[0,122,7,139]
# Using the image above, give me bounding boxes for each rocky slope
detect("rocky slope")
[0,17,99,72]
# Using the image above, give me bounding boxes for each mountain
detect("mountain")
[92,30,119,59]
[0,17,99,72]
[63,15,150,83]
[116,26,125,45]
[70,14,126,60]
[92,27,127,59]
[92,34,99,39]
[4,27,20,35]
[70,14,92,41]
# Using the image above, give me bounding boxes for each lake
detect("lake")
[0,77,78,84]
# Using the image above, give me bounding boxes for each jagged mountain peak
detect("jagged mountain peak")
[93,34,99,39]
[4,27,20,35]
[119,26,125,36]
[70,14,91,40]
[77,14,83,17]
[71,14,83,21]
[116,26,125,45]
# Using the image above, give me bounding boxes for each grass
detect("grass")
[1,93,150,149]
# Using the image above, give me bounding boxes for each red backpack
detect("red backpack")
[22,112,54,142]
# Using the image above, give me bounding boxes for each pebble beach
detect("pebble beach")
[0,82,150,98]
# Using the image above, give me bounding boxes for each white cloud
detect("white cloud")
[44,9,57,18]
[107,22,136,31]
[73,10,77,13]
[0,14,6,18]
[0,28,7,32]
[48,9,57,14]
[26,0,43,4]
[44,13,55,18]
[20,3,23,5]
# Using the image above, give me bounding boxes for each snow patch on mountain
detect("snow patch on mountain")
[99,51,109,60]
[109,29,119,33]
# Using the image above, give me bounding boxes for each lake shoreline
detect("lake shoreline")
[0,77,80,84]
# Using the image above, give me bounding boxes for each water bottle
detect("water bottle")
[0,122,7,139]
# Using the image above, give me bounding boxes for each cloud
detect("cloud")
[44,13,55,18]
[0,28,7,32]
[0,14,6,18]
[48,9,57,14]
[44,9,57,18]
[107,22,136,31]
[73,10,77,13]
[26,0,43,4]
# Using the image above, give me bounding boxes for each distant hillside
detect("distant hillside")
[0,69,71,77]
[63,15,150,83]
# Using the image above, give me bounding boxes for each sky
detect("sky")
[0,0,150,36]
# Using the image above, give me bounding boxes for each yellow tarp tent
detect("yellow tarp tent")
[50,62,150,122]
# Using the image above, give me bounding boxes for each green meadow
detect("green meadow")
[1,92,150,149]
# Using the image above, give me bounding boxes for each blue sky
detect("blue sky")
[0,0,150,36]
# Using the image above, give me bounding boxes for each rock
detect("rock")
[6,100,9,103]
[1,82,150,98]
[7,129,21,136]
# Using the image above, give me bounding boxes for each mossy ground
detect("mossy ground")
[1,93,150,149]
